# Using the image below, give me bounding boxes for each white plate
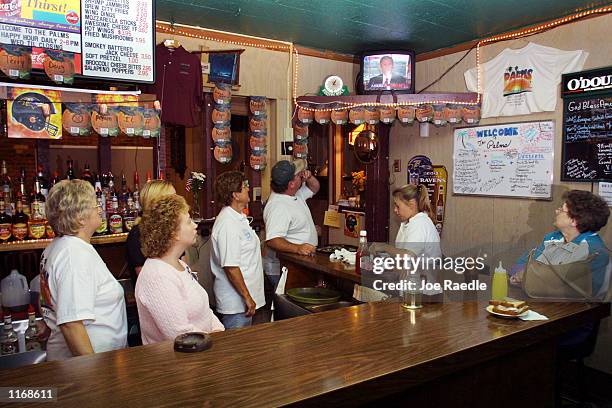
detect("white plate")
[486,305,529,319]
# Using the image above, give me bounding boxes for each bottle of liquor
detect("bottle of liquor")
[94,173,105,214]
[31,176,46,220]
[36,165,49,198]
[12,200,29,241]
[120,172,128,203]
[355,230,373,275]
[436,185,444,223]
[108,192,123,234]
[24,305,41,351]
[50,171,60,189]
[1,313,18,355]
[66,158,76,180]
[46,221,55,239]
[106,172,115,213]
[0,195,12,242]
[146,170,152,183]
[1,160,12,216]
[82,163,94,186]
[123,194,137,232]
[95,188,108,236]
[133,171,141,213]
[17,168,30,218]
[28,200,46,240]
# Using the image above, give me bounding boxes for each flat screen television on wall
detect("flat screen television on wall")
[357,50,415,95]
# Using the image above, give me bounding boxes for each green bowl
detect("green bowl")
[286,287,341,305]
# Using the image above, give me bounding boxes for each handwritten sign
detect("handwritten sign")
[453,121,554,199]
[561,96,612,181]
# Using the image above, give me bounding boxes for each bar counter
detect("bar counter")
[0,301,608,407]
[278,252,361,290]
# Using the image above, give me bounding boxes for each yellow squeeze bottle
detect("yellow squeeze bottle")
[491,261,508,300]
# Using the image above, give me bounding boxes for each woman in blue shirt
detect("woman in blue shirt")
[510,190,610,298]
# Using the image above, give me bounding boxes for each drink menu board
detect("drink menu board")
[0,0,154,83]
[561,96,612,181]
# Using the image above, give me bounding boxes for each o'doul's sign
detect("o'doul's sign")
[562,66,612,98]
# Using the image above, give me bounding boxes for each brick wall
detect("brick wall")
[0,129,155,183]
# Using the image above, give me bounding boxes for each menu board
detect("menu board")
[453,121,554,199]
[561,96,612,181]
[0,0,154,83]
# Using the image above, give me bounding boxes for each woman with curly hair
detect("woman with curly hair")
[135,194,223,344]
[510,189,610,298]
[126,179,176,285]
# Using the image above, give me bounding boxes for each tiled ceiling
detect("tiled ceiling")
[156,0,612,55]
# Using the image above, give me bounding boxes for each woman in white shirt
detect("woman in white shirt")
[211,171,265,329]
[371,184,442,286]
[40,180,127,361]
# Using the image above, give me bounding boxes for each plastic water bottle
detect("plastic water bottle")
[356,231,373,275]
[1,269,30,313]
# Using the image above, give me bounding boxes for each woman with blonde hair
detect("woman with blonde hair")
[40,180,127,361]
[370,184,442,289]
[126,179,175,283]
[135,194,224,344]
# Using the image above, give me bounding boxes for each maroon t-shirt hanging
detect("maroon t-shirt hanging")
[145,44,203,127]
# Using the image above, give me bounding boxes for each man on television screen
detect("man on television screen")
[367,56,408,89]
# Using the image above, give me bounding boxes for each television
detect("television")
[208,51,241,85]
[357,50,415,94]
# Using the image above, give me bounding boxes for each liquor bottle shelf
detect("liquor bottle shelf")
[0,233,128,252]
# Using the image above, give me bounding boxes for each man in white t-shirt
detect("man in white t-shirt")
[263,159,320,289]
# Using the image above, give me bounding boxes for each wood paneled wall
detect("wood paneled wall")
[155,30,358,200]
[387,13,612,373]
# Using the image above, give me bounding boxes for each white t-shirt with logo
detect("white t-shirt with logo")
[210,206,266,315]
[464,42,588,118]
[263,185,318,275]
[40,235,127,361]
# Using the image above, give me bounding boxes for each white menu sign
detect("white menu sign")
[82,0,154,82]
[453,121,554,199]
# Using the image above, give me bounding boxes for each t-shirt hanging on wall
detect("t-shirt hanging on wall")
[143,44,203,127]
[464,43,588,118]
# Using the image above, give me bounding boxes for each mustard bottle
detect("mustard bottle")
[491,261,508,300]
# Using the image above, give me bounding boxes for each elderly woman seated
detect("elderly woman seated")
[135,194,224,344]
[511,190,610,350]
[510,190,610,299]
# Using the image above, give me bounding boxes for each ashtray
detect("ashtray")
[174,332,213,353]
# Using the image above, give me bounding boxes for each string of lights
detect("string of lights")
[156,6,612,113]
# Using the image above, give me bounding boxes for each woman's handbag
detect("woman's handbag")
[522,248,596,301]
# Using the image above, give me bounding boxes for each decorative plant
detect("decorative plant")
[185,171,206,219]
[351,170,366,193]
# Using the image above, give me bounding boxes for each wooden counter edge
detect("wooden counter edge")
[0,233,129,252]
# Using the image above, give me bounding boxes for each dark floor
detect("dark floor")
[560,362,612,408]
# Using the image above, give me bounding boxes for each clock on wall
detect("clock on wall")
[319,75,349,96]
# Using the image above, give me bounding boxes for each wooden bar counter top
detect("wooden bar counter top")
[278,252,362,289]
[0,300,609,407]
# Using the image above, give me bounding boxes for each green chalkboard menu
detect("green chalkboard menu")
[561,67,612,182]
